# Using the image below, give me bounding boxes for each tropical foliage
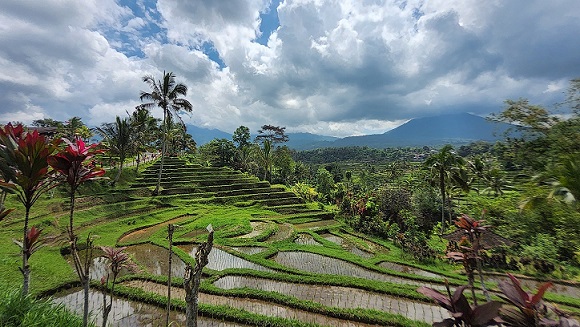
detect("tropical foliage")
[0,123,60,295]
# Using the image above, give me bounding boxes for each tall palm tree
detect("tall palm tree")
[424,145,468,234]
[96,117,132,185]
[139,71,192,195]
[129,107,159,172]
[254,139,273,182]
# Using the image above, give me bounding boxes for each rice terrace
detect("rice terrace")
[1,108,580,327]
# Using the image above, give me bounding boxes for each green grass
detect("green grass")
[0,287,92,327]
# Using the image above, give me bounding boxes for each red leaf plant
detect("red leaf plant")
[498,273,557,327]
[99,246,138,327]
[0,207,14,221]
[0,123,61,296]
[448,213,493,303]
[13,226,44,260]
[417,282,501,327]
[47,138,105,327]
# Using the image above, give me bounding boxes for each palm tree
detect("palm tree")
[524,153,580,208]
[483,167,512,197]
[129,107,159,172]
[254,139,273,182]
[139,71,192,195]
[424,145,468,234]
[96,117,132,185]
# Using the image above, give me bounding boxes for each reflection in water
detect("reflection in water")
[214,275,448,324]
[265,223,293,242]
[178,244,276,273]
[235,221,270,239]
[126,243,187,277]
[320,234,373,258]
[54,288,243,327]
[231,247,267,255]
[123,280,381,327]
[293,220,338,230]
[274,251,444,290]
[294,233,322,246]
[378,261,442,279]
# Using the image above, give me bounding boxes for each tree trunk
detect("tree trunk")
[82,276,90,327]
[439,169,446,235]
[184,228,214,327]
[136,152,141,172]
[0,190,6,212]
[166,224,175,327]
[68,191,91,327]
[113,161,124,185]
[21,207,30,296]
[155,111,168,195]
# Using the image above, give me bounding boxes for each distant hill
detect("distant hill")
[185,124,231,145]
[285,133,339,150]
[185,113,513,150]
[330,112,514,148]
[184,125,339,149]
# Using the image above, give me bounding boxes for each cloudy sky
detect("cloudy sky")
[1,0,579,137]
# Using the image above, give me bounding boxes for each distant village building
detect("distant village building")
[26,126,58,138]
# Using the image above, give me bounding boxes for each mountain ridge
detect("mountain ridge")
[186,113,514,150]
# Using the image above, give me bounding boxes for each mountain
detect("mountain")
[285,133,339,150]
[184,125,339,149]
[185,113,511,150]
[330,112,514,148]
[185,124,231,145]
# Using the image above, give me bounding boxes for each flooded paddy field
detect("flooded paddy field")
[214,275,448,324]
[122,280,384,327]
[273,251,444,290]
[54,288,245,327]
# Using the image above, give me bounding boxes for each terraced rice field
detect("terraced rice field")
[45,157,580,326]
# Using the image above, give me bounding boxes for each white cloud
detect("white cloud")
[0,0,579,138]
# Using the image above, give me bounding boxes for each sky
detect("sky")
[0,0,579,138]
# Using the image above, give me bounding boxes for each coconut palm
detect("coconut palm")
[96,116,132,185]
[424,145,469,233]
[254,139,273,182]
[129,107,159,171]
[139,71,192,195]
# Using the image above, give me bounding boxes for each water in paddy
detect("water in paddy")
[118,214,195,244]
[273,251,444,290]
[53,288,243,327]
[294,233,322,246]
[178,244,276,273]
[378,261,442,279]
[320,233,373,258]
[235,221,270,239]
[293,220,338,230]
[484,274,580,298]
[125,243,187,277]
[123,280,383,327]
[265,223,293,242]
[214,275,448,324]
[231,246,267,255]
